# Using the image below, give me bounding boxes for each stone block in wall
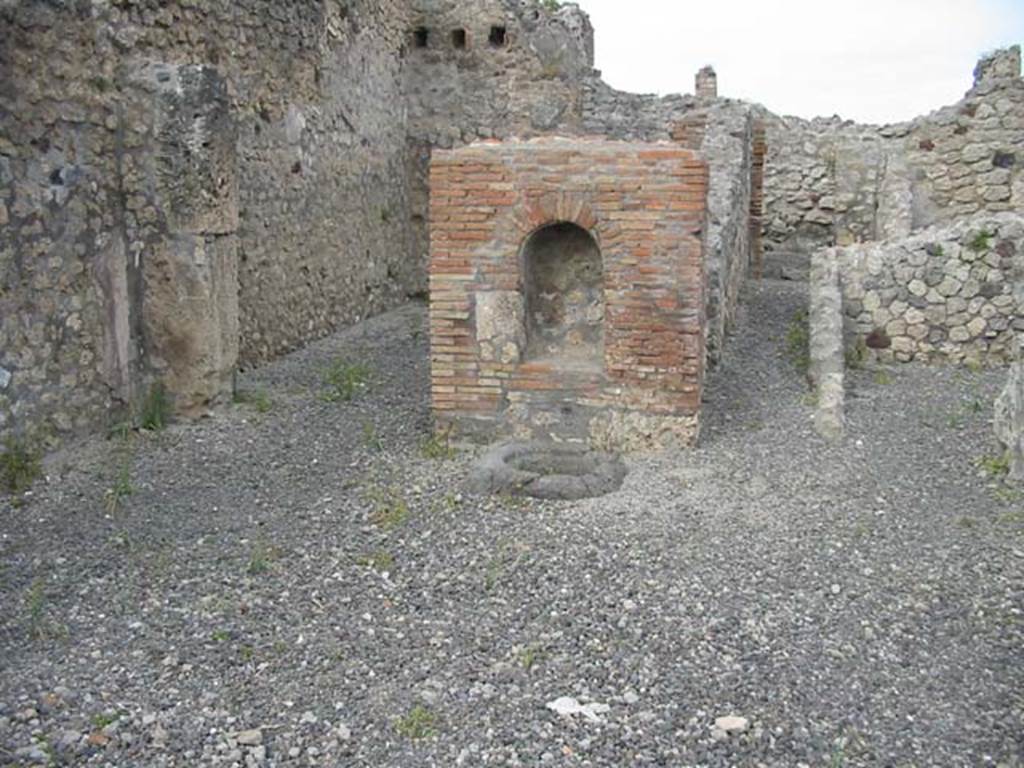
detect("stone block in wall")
[141,234,240,416]
[123,62,240,415]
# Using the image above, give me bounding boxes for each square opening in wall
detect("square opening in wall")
[413,27,429,48]
[451,28,467,49]
[489,25,507,47]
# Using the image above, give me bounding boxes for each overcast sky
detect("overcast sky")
[572,0,1024,124]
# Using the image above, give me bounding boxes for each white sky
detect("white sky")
[573,0,1024,124]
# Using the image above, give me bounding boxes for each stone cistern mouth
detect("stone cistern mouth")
[468,441,627,500]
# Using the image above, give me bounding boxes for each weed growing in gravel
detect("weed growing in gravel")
[483,540,529,591]
[852,520,873,538]
[873,369,893,385]
[784,308,810,379]
[108,420,133,441]
[395,705,437,740]
[25,577,48,640]
[234,387,272,413]
[368,487,409,531]
[140,382,172,430]
[421,427,457,460]
[239,644,255,662]
[829,740,846,768]
[2,437,41,495]
[321,359,372,402]
[91,712,119,730]
[356,549,394,572]
[519,643,545,671]
[994,488,1023,506]
[968,229,994,252]
[105,460,134,515]
[976,452,1010,478]
[844,337,869,370]
[362,421,383,452]
[211,629,231,642]
[247,537,279,576]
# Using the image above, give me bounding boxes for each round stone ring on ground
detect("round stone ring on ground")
[467,441,627,500]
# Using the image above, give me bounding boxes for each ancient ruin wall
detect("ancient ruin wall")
[761,46,1024,258]
[0,0,417,444]
[831,213,1023,365]
[403,0,595,277]
[581,80,757,366]
[1,4,125,441]
[429,138,708,449]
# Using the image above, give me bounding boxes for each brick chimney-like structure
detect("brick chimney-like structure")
[695,65,717,100]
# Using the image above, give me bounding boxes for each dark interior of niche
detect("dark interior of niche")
[489,25,506,47]
[451,28,466,49]
[413,27,428,48]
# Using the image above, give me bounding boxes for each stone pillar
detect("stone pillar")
[122,62,240,417]
[995,250,1024,483]
[809,248,845,440]
[695,65,717,100]
[996,361,1024,483]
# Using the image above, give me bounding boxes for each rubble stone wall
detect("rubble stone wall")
[762,46,1023,258]
[830,213,1023,366]
[0,0,416,444]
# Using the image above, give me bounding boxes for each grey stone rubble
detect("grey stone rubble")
[1,283,1020,766]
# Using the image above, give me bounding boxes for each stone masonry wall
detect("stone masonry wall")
[762,46,1024,259]
[1,3,125,441]
[429,138,708,450]
[830,213,1024,365]
[403,0,594,281]
[582,83,756,366]
[1,0,416,445]
[693,104,754,366]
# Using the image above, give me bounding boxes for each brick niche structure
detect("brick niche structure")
[429,137,708,450]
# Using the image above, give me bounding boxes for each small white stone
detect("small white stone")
[235,729,263,746]
[830,584,841,595]
[714,715,749,733]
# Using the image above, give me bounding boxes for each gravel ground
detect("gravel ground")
[1,279,1021,767]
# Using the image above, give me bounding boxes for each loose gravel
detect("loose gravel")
[1,280,1021,767]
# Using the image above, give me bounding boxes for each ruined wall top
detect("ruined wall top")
[695,65,718,100]
[973,45,1022,90]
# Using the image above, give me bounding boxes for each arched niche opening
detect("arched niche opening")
[521,222,604,368]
